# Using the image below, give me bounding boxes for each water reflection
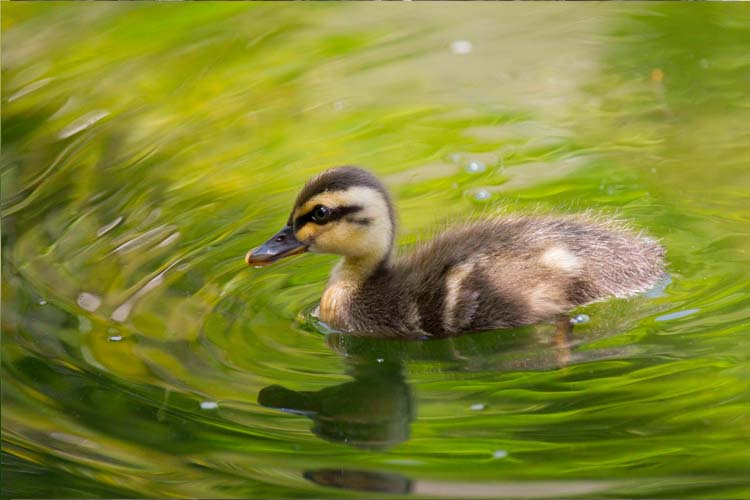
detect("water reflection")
[259,318,580,453]
[259,358,413,450]
[303,468,619,498]
[304,469,411,494]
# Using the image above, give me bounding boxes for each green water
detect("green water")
[2,4,749,498]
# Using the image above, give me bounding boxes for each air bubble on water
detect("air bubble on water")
[470,403,486,411]
[200,401,219,410]
[451,40,473,55]
[107,327,123,342]
[77,292,102,312]
[473,189,492,201]
[570,314,590,325]
[465,160,486,174]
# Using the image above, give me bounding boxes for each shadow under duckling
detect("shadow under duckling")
[247,166,665,338]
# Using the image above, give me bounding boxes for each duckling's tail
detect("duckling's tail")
[573,228,666,303]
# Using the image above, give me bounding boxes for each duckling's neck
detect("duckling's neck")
[320,254,390,329]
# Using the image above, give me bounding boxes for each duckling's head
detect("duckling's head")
[247,167,395,272]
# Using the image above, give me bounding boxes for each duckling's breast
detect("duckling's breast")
[320,282,356,329]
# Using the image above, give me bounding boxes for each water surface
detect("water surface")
[2,4,749,498]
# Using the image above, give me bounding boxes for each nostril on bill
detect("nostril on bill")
[275,235,286,242]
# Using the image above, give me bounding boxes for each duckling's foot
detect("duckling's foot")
[554,316,573,368]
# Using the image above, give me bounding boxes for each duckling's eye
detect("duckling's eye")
[311,205,331,224]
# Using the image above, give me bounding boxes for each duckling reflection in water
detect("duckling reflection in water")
[258,322,586,451]
[304,469,411,495]
[258,358,412,450]
[247,167,665,338]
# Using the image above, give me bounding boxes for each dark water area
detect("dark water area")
[2,4,749,498]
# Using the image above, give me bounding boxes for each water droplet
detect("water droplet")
[470,403,486,411]
[465,160,486,174]
[451,40,473,55]
[107,327,123,342]
[492,450,508,459]
[570,314,590,325]
[200,401,219,410]
[473,189,492,201]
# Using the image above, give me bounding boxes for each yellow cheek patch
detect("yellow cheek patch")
[295,224,318,243]
[319,224,355,249]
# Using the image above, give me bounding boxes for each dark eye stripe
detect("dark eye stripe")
[294,205,362,229]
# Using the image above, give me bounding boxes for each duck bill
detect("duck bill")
[246,225,307,267]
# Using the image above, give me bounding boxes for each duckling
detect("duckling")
[246,166,665,338]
